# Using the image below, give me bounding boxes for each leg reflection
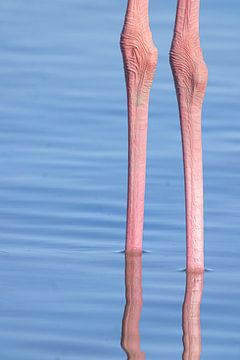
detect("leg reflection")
[121,253,145,360]
[182,271,204,360]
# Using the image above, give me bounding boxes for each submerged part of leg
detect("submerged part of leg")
[170,0,208,270]
[121,0,158,252]
[182,271,204,359]
[121,253,145,359]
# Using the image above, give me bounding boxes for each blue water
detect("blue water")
[0,0,240,359]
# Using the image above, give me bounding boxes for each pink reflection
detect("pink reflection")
[182,271,204,359]
[121,253,145,360]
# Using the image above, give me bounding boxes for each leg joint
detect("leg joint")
[169,38,208,97]
[120,30,158,80]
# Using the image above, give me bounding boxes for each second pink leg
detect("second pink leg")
[170,0,208,270]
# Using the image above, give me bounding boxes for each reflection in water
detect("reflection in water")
[121,255,204,359]
[121,253,145,359]
[182,271,204,360]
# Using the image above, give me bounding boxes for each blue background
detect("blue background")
[0,0,239,358]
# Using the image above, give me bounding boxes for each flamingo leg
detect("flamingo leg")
[121,0,158,253]
[170,0,208,270]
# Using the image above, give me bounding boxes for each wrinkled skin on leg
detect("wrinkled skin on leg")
[121,0,158,252]
[170,0,208,270]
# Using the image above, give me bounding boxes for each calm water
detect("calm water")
[0,0,240,359]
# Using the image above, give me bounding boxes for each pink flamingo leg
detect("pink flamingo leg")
[182,271,204,359]
[170,0,208,270]
[121,253,145,359]
[121,0,158,253]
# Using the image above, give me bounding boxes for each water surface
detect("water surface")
[0,0,240,358]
